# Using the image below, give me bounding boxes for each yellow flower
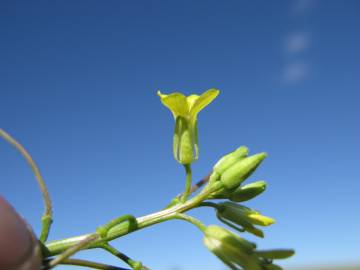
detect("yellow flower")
[158,89,219,164]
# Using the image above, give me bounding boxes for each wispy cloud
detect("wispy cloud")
[285,32,310,54]
[283,62,309,84]
[292,0,317,15]
[281,0,315,84]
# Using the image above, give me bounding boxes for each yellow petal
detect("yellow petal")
[157,91,189,118]
[189,89,220,119]
[247,214,275,226]
[186,94,200,109]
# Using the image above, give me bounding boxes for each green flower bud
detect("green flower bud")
[229,180,267,202]
[255,249,295,260]
[213,146,249,174]
[203,225,262,270]
[220,152,267,189]
[217,202,275,238]
[173,116,196,165]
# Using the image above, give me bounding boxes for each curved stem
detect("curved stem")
[97,215,137,238]
[174,213,206,232]
[0,129,53,242]
[180,164,192,203]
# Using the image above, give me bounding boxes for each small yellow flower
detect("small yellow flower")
[158,89,219,164]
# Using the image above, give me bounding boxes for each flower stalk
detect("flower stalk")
[180,164,192,203]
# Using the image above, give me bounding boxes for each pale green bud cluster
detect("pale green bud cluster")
[203,225,294,270]
[208,146,267,201]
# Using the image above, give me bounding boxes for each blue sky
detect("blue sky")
[1,0,360,269]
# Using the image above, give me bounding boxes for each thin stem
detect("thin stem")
[49,214,138,266]
[102,244,141,270]
[0,129,53,242]
[48,258,131,270]
[180,164,192,203]
[174,213,207,232]
[47,233,100,268]
[165,171,212,209]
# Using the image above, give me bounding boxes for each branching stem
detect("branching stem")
[44,182,222,257]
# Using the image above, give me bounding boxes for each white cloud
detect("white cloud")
[285,32,310,54]
[292,0,317,15]
[282,62,309,84]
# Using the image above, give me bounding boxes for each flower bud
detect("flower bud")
[203,225,262,270]
[220,152,267,190]
[229,180,267,202]
[217,202,275,238]
[255,249,295,259]
[213,146,248,174]
[204,225,255,252]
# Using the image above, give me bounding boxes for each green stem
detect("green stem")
[174,213,206,232]
[0,129,53,242]
[45,183,222,257]
[180,164,192,203]
[102,244,141,270]
[48,233,100,268]
[55,258,131,270]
